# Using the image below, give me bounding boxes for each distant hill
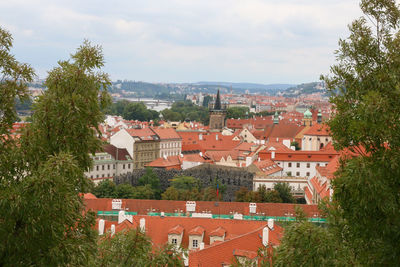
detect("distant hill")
[196,81,295,91]
[281,82,326,96]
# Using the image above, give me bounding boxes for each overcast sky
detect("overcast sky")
[0,0,363,84]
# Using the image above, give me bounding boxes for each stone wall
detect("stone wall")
[114,164,254,201]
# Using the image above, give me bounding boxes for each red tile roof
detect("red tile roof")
[146,153,210,169]
[85,199,321,218]
[209,227,226,237]
[189,224,283,267]
[303,123,330,136]
[233,249,258,259]
[102,144,132,161]
[151,127,181,140]
[168,224,184,235]
[253,159,283,175]
[145,155,181,169]
[259,148,339,162]
[126,128,159,141]
[179,131,241,153]
[264,123,304,140]
[188,226,205,235]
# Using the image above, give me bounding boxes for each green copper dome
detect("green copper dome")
[304,109,312,119]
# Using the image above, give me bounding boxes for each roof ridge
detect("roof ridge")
[191,223,268,253]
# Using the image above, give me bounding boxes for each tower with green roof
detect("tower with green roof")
[303,109,313,126]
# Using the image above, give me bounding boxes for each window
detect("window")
[296,163,300,168]
[307,163,310,168]
[128,164,131,169]
[123,164,125,169]
[102,165,105,171]
[317,163,320,167]
[107,173,110,177]
[90,175,93,178]
[192,239,198,248]
[96,175,99,178]
[296,172,300,176]
[108,164,110,170]
[113,164,116,169]
[96,165,99,171]
[306,172,310,176]
[172,238,177,245]
[288,163,292,167]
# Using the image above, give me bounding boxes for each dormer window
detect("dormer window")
[193,239,198,248]
[172,238,177,245]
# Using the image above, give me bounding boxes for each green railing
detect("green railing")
[96,211,326,223]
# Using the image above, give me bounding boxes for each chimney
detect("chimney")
[271,151,275,159]
[258,157,261,162]
[216,134,218,140]
[111,224,116,236]
[118,210,125,224]
[140,218,146,232]
[249,203,257,213]
[99,219,105,235]
[199,133,203,140]
[200,242,205,250]
[268,218,274,229]
[199,152,203,157]
[262,227,269,246]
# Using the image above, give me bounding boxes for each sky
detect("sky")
[0,0,363,84]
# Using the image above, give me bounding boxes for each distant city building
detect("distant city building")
[209,90,226,131]
[84,144,133,184]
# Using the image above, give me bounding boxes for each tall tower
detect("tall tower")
[209,90,226,131]
[302,109,313,127]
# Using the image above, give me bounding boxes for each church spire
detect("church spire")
[214,89,222,110]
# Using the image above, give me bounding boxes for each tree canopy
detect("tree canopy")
[277,0,400,265]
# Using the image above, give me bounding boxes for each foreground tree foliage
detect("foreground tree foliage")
[92,229,185,267]
[278,0,400,265]
[235,184,295,203]
[0,36,109,265]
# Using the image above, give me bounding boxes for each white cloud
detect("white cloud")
[0,0,364,83]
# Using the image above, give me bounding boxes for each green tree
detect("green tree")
[0,27,34,184]
[132,185,155,199]
[226,106,250,119]
[115,183,137,199]
[0,36,108,265]
[138,168,161,199]
[235,187,253,202]
[93,228,185,267]
[320,0,400,264]
[273,183,295,203]
[274,219,352,267]
[1,154,97,266]
[161,186,181,200]
[171,175,200,191]
[20,40,111,173]
[92,179,117,198]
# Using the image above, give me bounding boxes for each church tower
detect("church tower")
[209,90,226,131]
[302,109,313,127]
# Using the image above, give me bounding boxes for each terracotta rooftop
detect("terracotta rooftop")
[188,226,205,236]
[168,224,184,235]
[84,198,321,218]
[303,123,330,136]
[126,128,159,141]
[151,127,181,140]
[253,159,283,176]
[102,144,132,161]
